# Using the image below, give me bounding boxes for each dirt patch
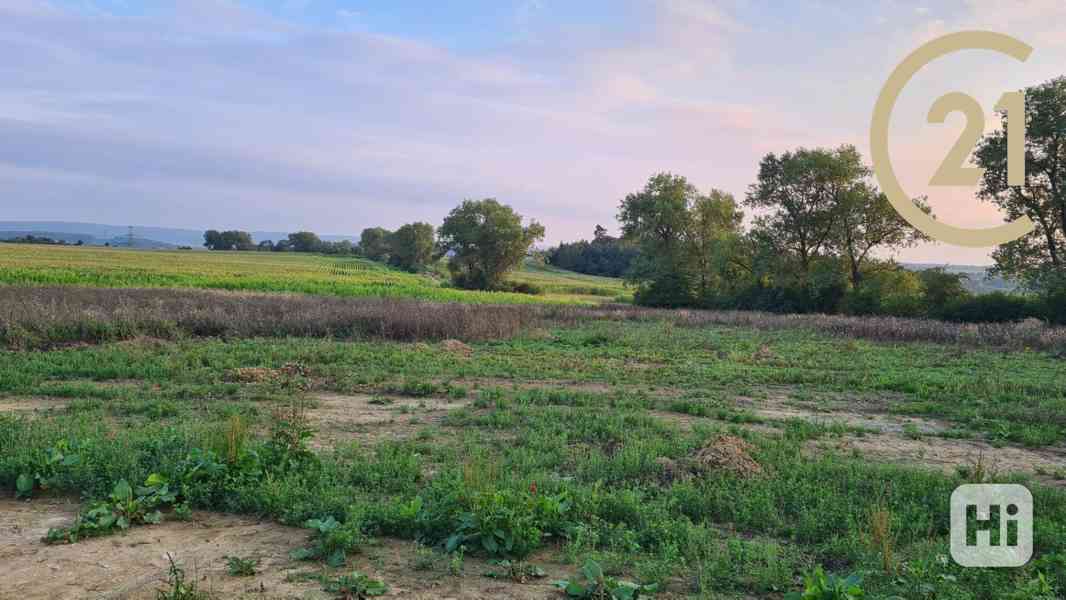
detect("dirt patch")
[309,393,469,448]
[0,499,574,600]
[811,434,1066,483]
[0,397,69,413]
[648,396,1065,484]
[735,390,949,435]
[0,498,320,600]
[453,377,683,399]
[340,541,570,600]
[440,339,474,357]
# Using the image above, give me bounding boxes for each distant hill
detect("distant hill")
[0,230,101,245]
[0,221,358,248]
[901,262,1018,294]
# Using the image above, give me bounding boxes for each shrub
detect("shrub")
[444,488,571,559]
[939,292,1042,323]
[497,281,544,295]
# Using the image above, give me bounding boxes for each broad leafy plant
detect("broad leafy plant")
[291,515,366,567]
[445,488,571,559]
[16,440,83,499]
[554,559,658,600]
[45,474,177,543]
[321,571,388,599]
[785,567,864,600]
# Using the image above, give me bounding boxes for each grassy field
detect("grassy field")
[0,251,1064,599]
[0,245,629,305]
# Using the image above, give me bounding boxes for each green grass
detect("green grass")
[0,245,619,305]
[2,319,1065,599]
[511,260,632,301]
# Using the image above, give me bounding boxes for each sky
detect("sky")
[2,1,1066,264]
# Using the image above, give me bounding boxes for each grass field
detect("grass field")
[1,251,1065,599]
[0,245,629,305]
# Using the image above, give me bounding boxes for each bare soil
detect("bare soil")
[0,498,574,600]
[308,393,469,448]
[0,497,319,600]
[735,391,951,435]
[811,434,1066,484]
[451,377,682,398]
[650,388,1066,484]
[0,396,70,413]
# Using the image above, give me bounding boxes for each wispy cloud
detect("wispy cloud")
[0,0,1064,265]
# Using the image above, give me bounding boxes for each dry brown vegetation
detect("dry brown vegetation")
[0,287,540,348]
[1,286,1065,352]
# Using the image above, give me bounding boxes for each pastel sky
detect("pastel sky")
[2,0,1066,264]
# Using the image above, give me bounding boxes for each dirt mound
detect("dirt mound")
[751,344,776,362]
[693,435,763,477]
[656,435,763,483]
[441,339,473,357]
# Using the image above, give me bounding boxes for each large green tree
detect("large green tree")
[976,76,1066,291]
[287,231,323,253]
[747,145,926,287]
[437,199,544,290]
[203,229,254,251]
[618,173,744,306]
[388,222,435,272]
[618,173,701,305]
[832,184,930,286]
[685,189,745,301]
[359,227,393,262]
[745,146,865,274]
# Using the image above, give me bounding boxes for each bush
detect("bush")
[939,292,1043,323]
[496,281,544,296]
[919,268,971,314]
[633,273,695,308]
[1039,280,1066,325]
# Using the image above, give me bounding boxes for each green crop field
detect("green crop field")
[1,252,1065,600]
[0,244,628,305]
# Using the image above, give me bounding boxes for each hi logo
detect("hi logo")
[950,484,1033,567]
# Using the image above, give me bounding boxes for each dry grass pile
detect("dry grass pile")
[656,435,763,483]
[227,362,310,383]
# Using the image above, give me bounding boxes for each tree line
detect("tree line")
[204,199,544,292]
[549,76,1066,324]
[545,225,638,278]
[204,75,1064,322]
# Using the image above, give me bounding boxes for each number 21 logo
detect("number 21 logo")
[870,31,1034,247]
